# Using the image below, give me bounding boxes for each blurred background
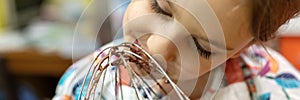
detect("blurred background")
[0,0,129,99]
[0,0,299,99]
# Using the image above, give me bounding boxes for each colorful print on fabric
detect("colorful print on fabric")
[58,68,75,85]
[258,93,270,100]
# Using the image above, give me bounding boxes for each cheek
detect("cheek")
[225,37,253,58]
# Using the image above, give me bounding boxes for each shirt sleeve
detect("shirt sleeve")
[52,54,93,100]
[214,82,251,100]
[52,41,115,100]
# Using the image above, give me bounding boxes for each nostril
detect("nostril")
[151,54,168,80]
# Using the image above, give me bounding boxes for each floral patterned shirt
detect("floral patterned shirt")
[53,43,300,100]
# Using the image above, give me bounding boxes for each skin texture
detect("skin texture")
[123,0,253,77]
[123,0,254,98]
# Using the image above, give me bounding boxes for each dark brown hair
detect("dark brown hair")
[252,0,300,42]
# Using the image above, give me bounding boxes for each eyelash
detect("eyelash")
[150,0,172,17]
[150,0,210,59]
[192,37,212,59]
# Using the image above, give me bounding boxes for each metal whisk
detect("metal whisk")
[78,42,189,100]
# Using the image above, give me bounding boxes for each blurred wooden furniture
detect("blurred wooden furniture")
[1,50,72,77]
[0,50,73,99]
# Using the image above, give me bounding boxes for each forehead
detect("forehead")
[169,0,254,51]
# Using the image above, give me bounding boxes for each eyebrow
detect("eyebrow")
[192,35,234,51]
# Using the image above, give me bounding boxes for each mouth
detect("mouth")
[81,42,188,99]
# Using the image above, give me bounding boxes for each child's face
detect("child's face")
[122,0,254,80]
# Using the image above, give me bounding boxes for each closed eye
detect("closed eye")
[192,36,212,59]
[150,0,172,17]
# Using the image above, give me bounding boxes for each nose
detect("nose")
[146,34,177,62]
